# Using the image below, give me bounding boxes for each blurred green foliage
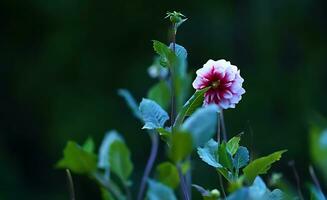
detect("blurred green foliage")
[0,0,327,199]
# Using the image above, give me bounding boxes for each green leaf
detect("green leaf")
[118,89,142,120]
[310,125,327,182]
[174,87,210,127]
[197,139,222,168]
[243,150,287,184]
[152,40,177,69]
[155,162,180,189]
[233,146,249,170]
[146,179,177,200]
[98,130,123,170]
[226,136,241,156]
[83,137,95,153]
[148,81,170,110]
[218,142,233,170]
[56,141,97,174]
[182,104,218,147]
[109,141,133,182]
[101,188,115,200]
[139,98,169,130]
[169,131,193,163]
[217,168,233,183]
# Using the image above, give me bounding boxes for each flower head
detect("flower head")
[192,59,245,109]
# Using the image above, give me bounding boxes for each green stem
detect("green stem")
[65,169,76,200]
[220,110,227,141]
[170,23,177,130]
[93,172,125,200]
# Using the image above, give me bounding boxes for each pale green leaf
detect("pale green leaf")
[56,141,97,174]
[83,137,95,153]
[243,150,287,184]
[152,40,177,69]
[109,141,133,181]
[174,87,209,127]
[182,104,218,147]
[197,139,222,168]
[169,131,193,163]
[148,81,170,110]
[98,130,123,170]
[226,136,241,156]
[233,146,249,170]
[155,162,180,189]
[218,142,233,170]
[139,98,169,130]
[146,179,177,200]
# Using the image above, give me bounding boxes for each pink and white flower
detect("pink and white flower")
[192,59,245,109]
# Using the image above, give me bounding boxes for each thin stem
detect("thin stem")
[220,110,227,141]
[66,169,76,200]
[309,165,323,194]
[93,172,125,200]
[177,164,190,200]
[217,111,221,144]
[185,157,192,199]
[289,161,304,200]
[218,174,227,200]
[170,23,177,129]
[137,133,159,200]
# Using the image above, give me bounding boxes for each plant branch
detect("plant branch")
[288,161,304,200]
[93,172,125,200]
[217,111,221,144]
[220,110,227,141]
[66,169,76,200]
[137,133,159,200]
[219,174,227,199]
[170,23,177,130]
[177,164,190,200]
[309,165,323,194]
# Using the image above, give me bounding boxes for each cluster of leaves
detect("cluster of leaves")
[196,136,286,199]
[56,11,293,200]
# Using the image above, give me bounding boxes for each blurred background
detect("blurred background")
[1,0,327,199]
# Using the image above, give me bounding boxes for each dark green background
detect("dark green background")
[1,0,326,199]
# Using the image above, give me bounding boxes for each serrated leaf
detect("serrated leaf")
[109,141,133,182]
[148,81,170,110]
[218,142,233,170]
[118,89,142,120]
[98,130,123,170]
[56,141,97,174]
[169,131,193,163]
[182,104,218,147]
[155,162,180,189]
[243,150,287,184]
[233,146,249,170]
[197,139,222,168]
[153,40,177,69]
[146,179,177,200]
[226,136,241,156]
[174,87,210,126]
[139,98,169,130]
[83,137,95,153]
